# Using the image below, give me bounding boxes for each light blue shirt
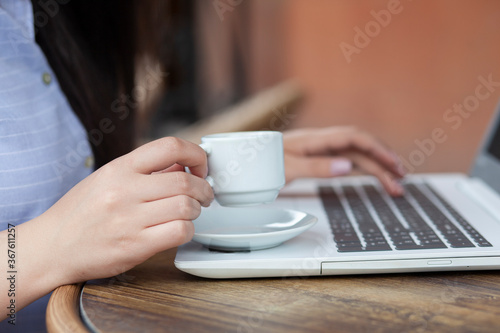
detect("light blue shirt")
[0,0,94,330]
[0,1,93,230]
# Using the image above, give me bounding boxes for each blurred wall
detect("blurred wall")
[194,0,500,173]
[195,0,287,117]
[283,0,500,173]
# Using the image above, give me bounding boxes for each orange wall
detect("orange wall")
[283,0,500,173]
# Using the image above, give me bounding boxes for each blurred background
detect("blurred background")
[143,0,500,174]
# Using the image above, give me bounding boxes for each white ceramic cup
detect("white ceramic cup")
[200,131,285,207]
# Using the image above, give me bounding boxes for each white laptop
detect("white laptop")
[175,104,500,279]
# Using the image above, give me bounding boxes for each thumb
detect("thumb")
[285,155,352,182]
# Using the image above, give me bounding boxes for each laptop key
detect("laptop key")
[406,184,476,248]
[320,181,493,253]
[342,186,392,251]
[319,186,364,252]
[362,185,447,250]
[422,184,493,247]
[334,232,360,243]
[386,194,448,249]
[319,186,391,252]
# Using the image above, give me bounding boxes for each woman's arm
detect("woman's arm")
[283,126,406,195]
[0,137,213,313]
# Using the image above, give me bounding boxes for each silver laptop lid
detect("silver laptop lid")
[470,99,500,193]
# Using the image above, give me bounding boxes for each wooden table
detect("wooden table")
[47,248,500,333]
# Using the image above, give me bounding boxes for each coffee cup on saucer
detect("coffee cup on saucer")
[200,131,285,207]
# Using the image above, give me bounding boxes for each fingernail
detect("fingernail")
[330,159,352,176]
[396,163,407,177]
[392,179,404,195]
[391,152,406,176]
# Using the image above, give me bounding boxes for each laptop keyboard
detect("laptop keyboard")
[319,182,493,252]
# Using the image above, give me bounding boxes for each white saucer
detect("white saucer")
[192,207,317,251]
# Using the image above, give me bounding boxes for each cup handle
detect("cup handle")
[183,167,213,188]
[199,143,212,155]
[183,142,210,174]
[198,143,214,187]
[205,175,215,187]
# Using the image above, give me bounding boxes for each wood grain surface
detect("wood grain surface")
[46,283,88,333]
[79,248,500,333]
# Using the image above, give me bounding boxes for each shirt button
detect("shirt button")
[42,72,52,85]
[85,156,94,169]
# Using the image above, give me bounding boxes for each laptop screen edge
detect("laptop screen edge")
[470,98,500,194]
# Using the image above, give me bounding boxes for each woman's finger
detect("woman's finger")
[284,127,405,177]
[152,163,185,174]
[343,130,404,178]
[124,137,208,178]
[136,171,214,207]
[344,152,404,196]
[284,154,352,182]
[139,219,195,255]
[137,195,202,228]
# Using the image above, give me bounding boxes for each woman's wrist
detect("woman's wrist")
[13,217,70,310]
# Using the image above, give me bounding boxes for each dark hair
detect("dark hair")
[32,0,176,168]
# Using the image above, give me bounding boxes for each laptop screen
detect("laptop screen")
[470,100,500,193]
[487,122,500,160]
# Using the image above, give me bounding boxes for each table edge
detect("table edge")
[46,282,89,333]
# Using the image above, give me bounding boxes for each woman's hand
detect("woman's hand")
[13,137,213,308]
[283,127,405,196]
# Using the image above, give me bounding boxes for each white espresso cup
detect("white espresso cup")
[200,131,285,207]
